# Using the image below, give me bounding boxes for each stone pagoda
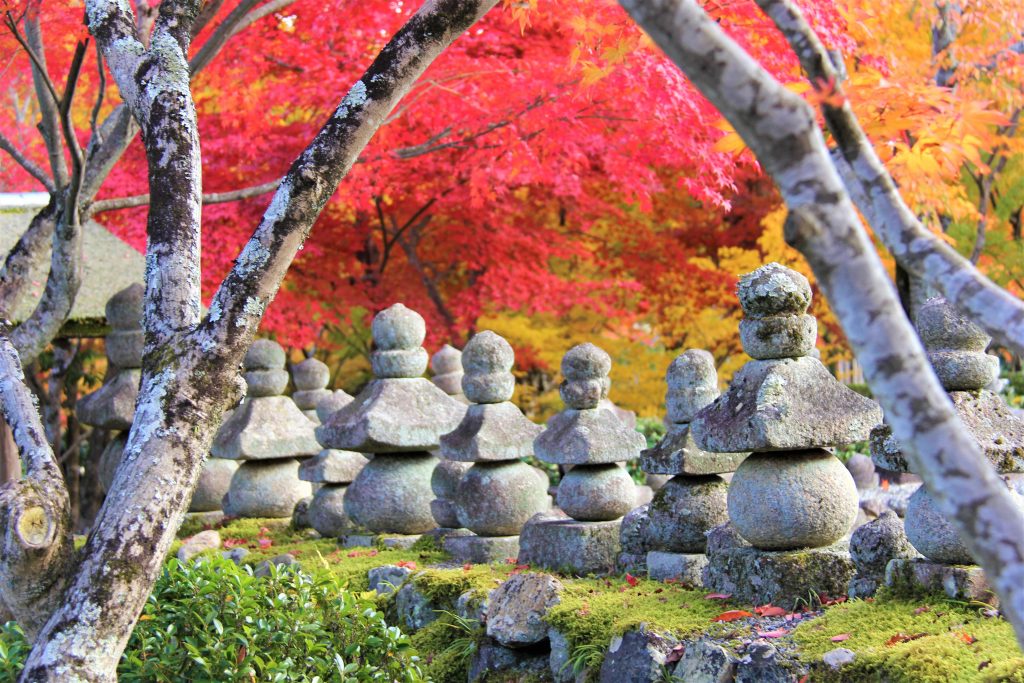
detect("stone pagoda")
[316,304,464,539]
[78,284,144,493]
[291,357,337,423]
[298,392,369,537]
[519,343,645,574]
[438,331,549,562]
[692,263,881,607]
[431,344,468,403]
[213,339,319,518]
[429,343,472,530]
[632,349,747,584]
[872,297,1024,602]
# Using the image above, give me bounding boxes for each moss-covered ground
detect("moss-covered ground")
[176,519,1024,682]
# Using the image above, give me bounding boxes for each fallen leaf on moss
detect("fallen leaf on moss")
[885,632,928,646]
[755,605,788,617]
[713,610,754,622]
[705,593,732,600]
[830,633,851,642]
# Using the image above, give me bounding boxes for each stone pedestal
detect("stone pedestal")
[316,304,464,538]
[885,558,996,605]
[645,551,708,585]
[692,264,880,600]
[443,534,521,563]
[518,513,622,575]
[299,448,368,537]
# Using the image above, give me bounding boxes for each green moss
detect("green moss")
[410,613,480,683]
[546,577,722,654]
[792,596,1023,682]
[411,563,515,605]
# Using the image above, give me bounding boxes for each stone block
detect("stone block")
[640,423,747,475]
[468,637,549,683]
[646,551,708,586]
[368,565,413,595]
[439,402,542,461]
[535,407,646,465]
[599,624,678,683]
[395,579,440,631]
[212,395,320,460]
[298,449,368,484]
[518,514,622,575]
[486,572,562,647]
[885,558,997,605]
[673,639,736,683]
[444,534,520,564]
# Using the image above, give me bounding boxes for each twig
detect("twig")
[87,177,281,215]
[0,131,55,192]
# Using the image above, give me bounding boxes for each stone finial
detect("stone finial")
[917,297,998,391]
[106,283,144,330]
[370,303,429,378]
[462,331,515,404]
[244,340,288,398]
[431,344,464,396]
[737,263,817,360]
[293,358,330,391]
[665,349,719,424]
[559,343,611,410]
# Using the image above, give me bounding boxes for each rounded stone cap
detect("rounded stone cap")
[917,297,990,352]
[560,343,611,410]
[106,283,144,330]
[668,349,717,388]
[244,339,286,370]
[292,358,330,391]
[372,303,426,351]
[737,263,811,317]
[462,331,515,403]
[431,344,463,375]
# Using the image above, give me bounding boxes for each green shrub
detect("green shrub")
[121,556,423,682]
[0,623,28,681]
[635,417,667,449]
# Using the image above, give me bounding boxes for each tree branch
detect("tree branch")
[18,5,69,189]
[0,131,55,193]
[620,0,1024,646]
[87,177,281,216]
[0,203,58,320]
[752,0,1024,359]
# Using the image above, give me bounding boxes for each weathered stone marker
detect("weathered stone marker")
[213,339,318,518]
[693,263,881,607]
[872,297,1024,603]
[629,348,747,584]
[316,304,464,539]
[519,343,645,574]
[290,357,338,423]
[437,331,549,562]
[429,343,472,530]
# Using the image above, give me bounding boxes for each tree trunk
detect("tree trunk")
[0,419,19,483]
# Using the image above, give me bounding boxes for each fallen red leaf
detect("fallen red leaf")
[259,526,270,536]
[713,610,754,622]
[798,676,810,683]
[957,632,977,645]
[885,632,928,647]
[625,573,638,587]
[913,605,931,615]
[396,560,418,570]
[705,593,732,600]
[223,538,246,548]
[462,563,473,571]
[755,605,788,617]
[257,538,272,550]
[757,629,789,638]
[831,633,851,642]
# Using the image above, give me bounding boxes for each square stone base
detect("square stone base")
[341,533,422,550]
[704,524,854,608]
[885,558,997,605]
[617,552,647,575]
[518,514,621,575]
[646,551,708,586]
[444,534,520,564]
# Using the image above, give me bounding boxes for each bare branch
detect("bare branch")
[187,0,261,75]
[752,0,1024,358]
[87,177,281,215]
[191,0,226,36]
[0,131,55,193]
[0,330,57,479]
[89,42,106,145]
[620,0,1024,646]
[17,6,69,188]
[0,203,58,320]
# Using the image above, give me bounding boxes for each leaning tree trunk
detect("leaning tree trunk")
[619,0,1024,646]
[0,1,500,680]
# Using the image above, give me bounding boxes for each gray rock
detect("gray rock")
[739,313,817,359]
[105,329,144,368]
[822,648,856,670]
[316,378,463,452]
[737,262,811,317]
[536,408,646,465]
[550,628,589,683]
[644,475,729,552]
[372,303,426,351]
[646,472,670,490]
[728,450,859,550]
[673,639,736,683]
[308,485,352,537]
[455,589,488,623]
[298,449,368,484]
[640,423,747,476]
[599,625,677,683]
[664,350,719,423]
[618,552,647,575]
[646,551,708,586]
[859,482,919,518]
[343,452,438,534]
[691,357,882,453]
[635,484,654,506]
[212,395,320,460]
[293,389,331,414]
[559,343,612,410]
[431,459,472,497]
[226,459,312,518]
[704,523,855,609]
[177,530,221,562]
[519,513,622,575]
[292,357,330,391]
[372,347,429,378]
[222,547,249,564]
[430,498,461,529]
[189,457,238,512]
[885,558,997,604]
[929,351,1000,391]
[77,368,140,430]
[557,464,636,521]
[904,486,975,564]
[460,331,516,404]
[243,368,289,397]
[254,553,298,578]
[394,579,440,631]
[734,641,802,682]
[245,339,286,370]
[455,461,549,534]
[486,572,562,647]
[848,576,880,600]
[850,511,917,576]
[314,390,355,424]
[440,402,542,461]
[105,283,144,329]
[431,344,464,397]
[917,297,990,352]
[619,504,652,555]
[468,637,549,683]
[368,565,413,595]
[444,534,521,563]
[846,453,877,490]
[869,422,909,473]
[292,496,312,529]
